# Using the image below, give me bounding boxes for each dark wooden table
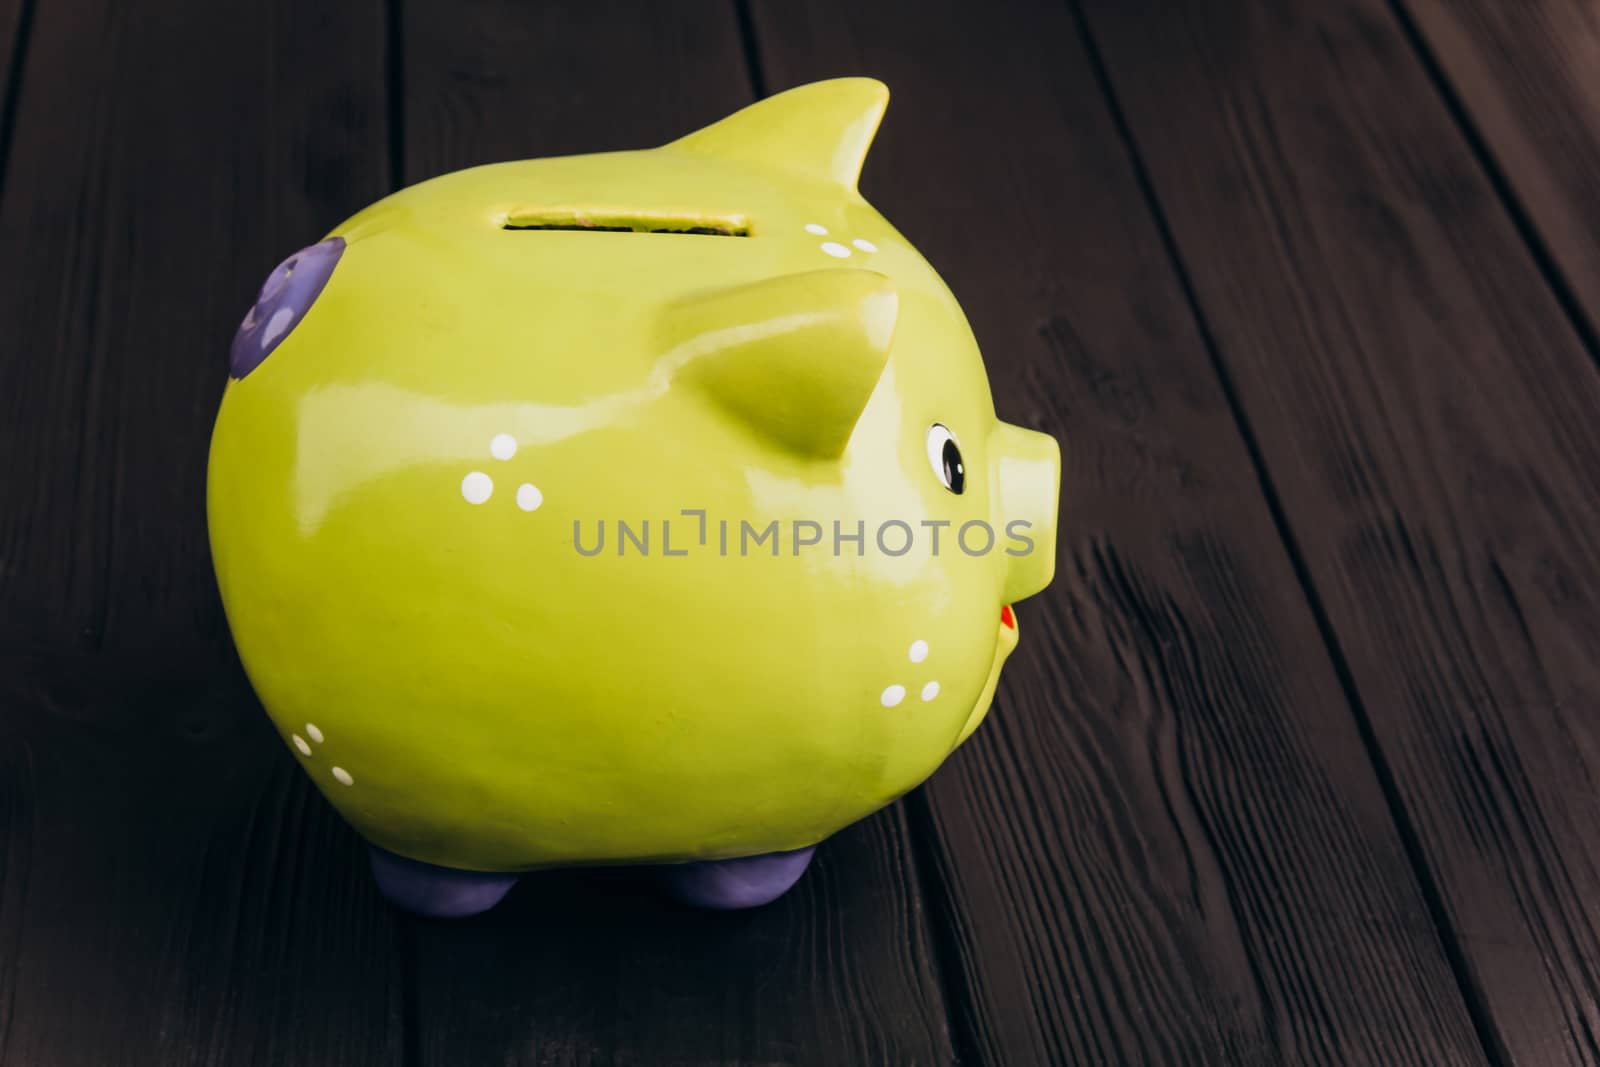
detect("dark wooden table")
[3,0,1599,1063]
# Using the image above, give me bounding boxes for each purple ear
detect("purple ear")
[229,236,345,379]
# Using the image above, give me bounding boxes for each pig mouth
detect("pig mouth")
[950,604,1019,749]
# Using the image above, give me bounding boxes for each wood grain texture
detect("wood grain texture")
[399,3,955,1063]
[409,808,952,1066]
[1400,0,1600,348]
[0,0,388,648]
[0,0,27,153]
[402,0,761,177]
[0,648,406,1065]
[0,0,406,1062]
[5,0,1594,1062]
[1078,0,1600,1062]
[750,1,1486,1063]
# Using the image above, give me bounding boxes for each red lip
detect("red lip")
[1000,604,1015,629]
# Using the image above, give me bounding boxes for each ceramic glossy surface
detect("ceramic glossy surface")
[207,79,1060,874]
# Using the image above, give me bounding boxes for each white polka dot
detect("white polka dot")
[461,471,493,504]
[516,483,543,512]
[820,241,851,258]
[881,684,906,707]
[292,734,311,756]
[305,722,323,744]
[909,640,929,663]
[852,238,879,253]
[260,306,296,349]
[490,433,517,460]
[332,766,354,786]
[804,222,828,235]
[921,681,940,701]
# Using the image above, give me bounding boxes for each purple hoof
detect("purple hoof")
[656,846,817,909]
[367,844,519,919]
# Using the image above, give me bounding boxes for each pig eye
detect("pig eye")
[926,423,965,495]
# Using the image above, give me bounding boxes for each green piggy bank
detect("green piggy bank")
[207,79,1060,915]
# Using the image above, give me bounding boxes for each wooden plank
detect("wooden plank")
[0,0,28,165]
[749,1,1489,1063]
[401,0,757,175]
[0,649,406,1065]
[0,0,389,648]
[1077,0,1600,1062]
[1399,0,1600,350]
[409,810,952,1065]
[398,3,956,1063]
[0,0,404,1062]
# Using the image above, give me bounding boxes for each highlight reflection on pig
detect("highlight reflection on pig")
[208,79,1060,916]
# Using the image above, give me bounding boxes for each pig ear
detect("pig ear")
[666,78,888,194]
[660,269,898,458]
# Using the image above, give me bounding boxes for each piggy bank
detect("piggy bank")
[207,79,1059,917]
